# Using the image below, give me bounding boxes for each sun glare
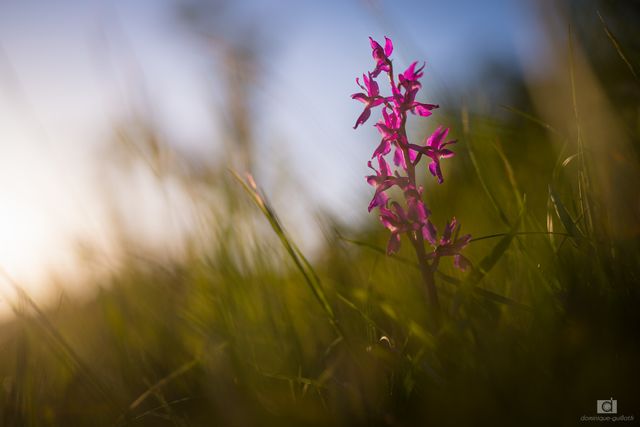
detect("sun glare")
[0,141,78,314]
[0,197,56,283]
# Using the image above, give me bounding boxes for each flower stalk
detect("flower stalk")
[352,37,471,313]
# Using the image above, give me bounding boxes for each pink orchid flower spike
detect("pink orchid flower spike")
[351,36,470,309]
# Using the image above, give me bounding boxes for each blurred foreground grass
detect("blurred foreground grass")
[1,5,640,426]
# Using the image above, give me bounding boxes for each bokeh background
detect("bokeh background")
[0,0,638,425]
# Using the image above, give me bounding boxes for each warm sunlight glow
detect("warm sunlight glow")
[0,130,83,308]
[0,197,56,284]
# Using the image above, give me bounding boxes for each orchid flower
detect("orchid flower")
[379,202,416,254]
[369,36,393,77]
[366,156,409,212]
[351,73,384,129]
[390,62,439,117]
[408,126,456,183]
[375,108,414,169]
[425,217,472,271]
[372,119,398,158]
[424,126,456,184]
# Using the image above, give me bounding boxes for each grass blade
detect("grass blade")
[337,233,415,268]
[597,11,638,81]
[568,25,595,236]
[231,171,343,339]
[549,185,585,245]
[466,134,511,226]
[499,104,562,137]
[336,292,390,336]
[493,140,524,209]
[470,231,572,243]
[0,269,121,412]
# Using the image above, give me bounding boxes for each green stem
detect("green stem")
[390,63,439,312]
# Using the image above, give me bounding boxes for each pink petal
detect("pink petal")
[454,255,471,271]
[372,139,391,158]
[409,147,418,162]
[424,220,438,245]
[371,63,383,78]
[369,80,379,97]
[442,217,457,244]
[403,61,418,79]
[374,122,393,138]
[382,108,400,129]
[369,36,381,52]
[427,126,446,148]
[440,149,455,158]
[452,234,472,251]
[393,146,406,169]
[408,199,428,224]
[351,93,368,103]
[428,161,438,178]
[384,36,393,57]
[413,105,432,117]
[378,156,392,176]
[391,202,408,222]
[379,207,397,230]
[364,73,379,97]
[386,233,401,254]
[353,108,371,129]
[368,191,388,212]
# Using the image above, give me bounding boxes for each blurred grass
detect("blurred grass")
[0,3,639,426]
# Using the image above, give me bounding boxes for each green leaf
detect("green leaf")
[464,196,526,288]
[231,171,343,340]
[549,185,585,245]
